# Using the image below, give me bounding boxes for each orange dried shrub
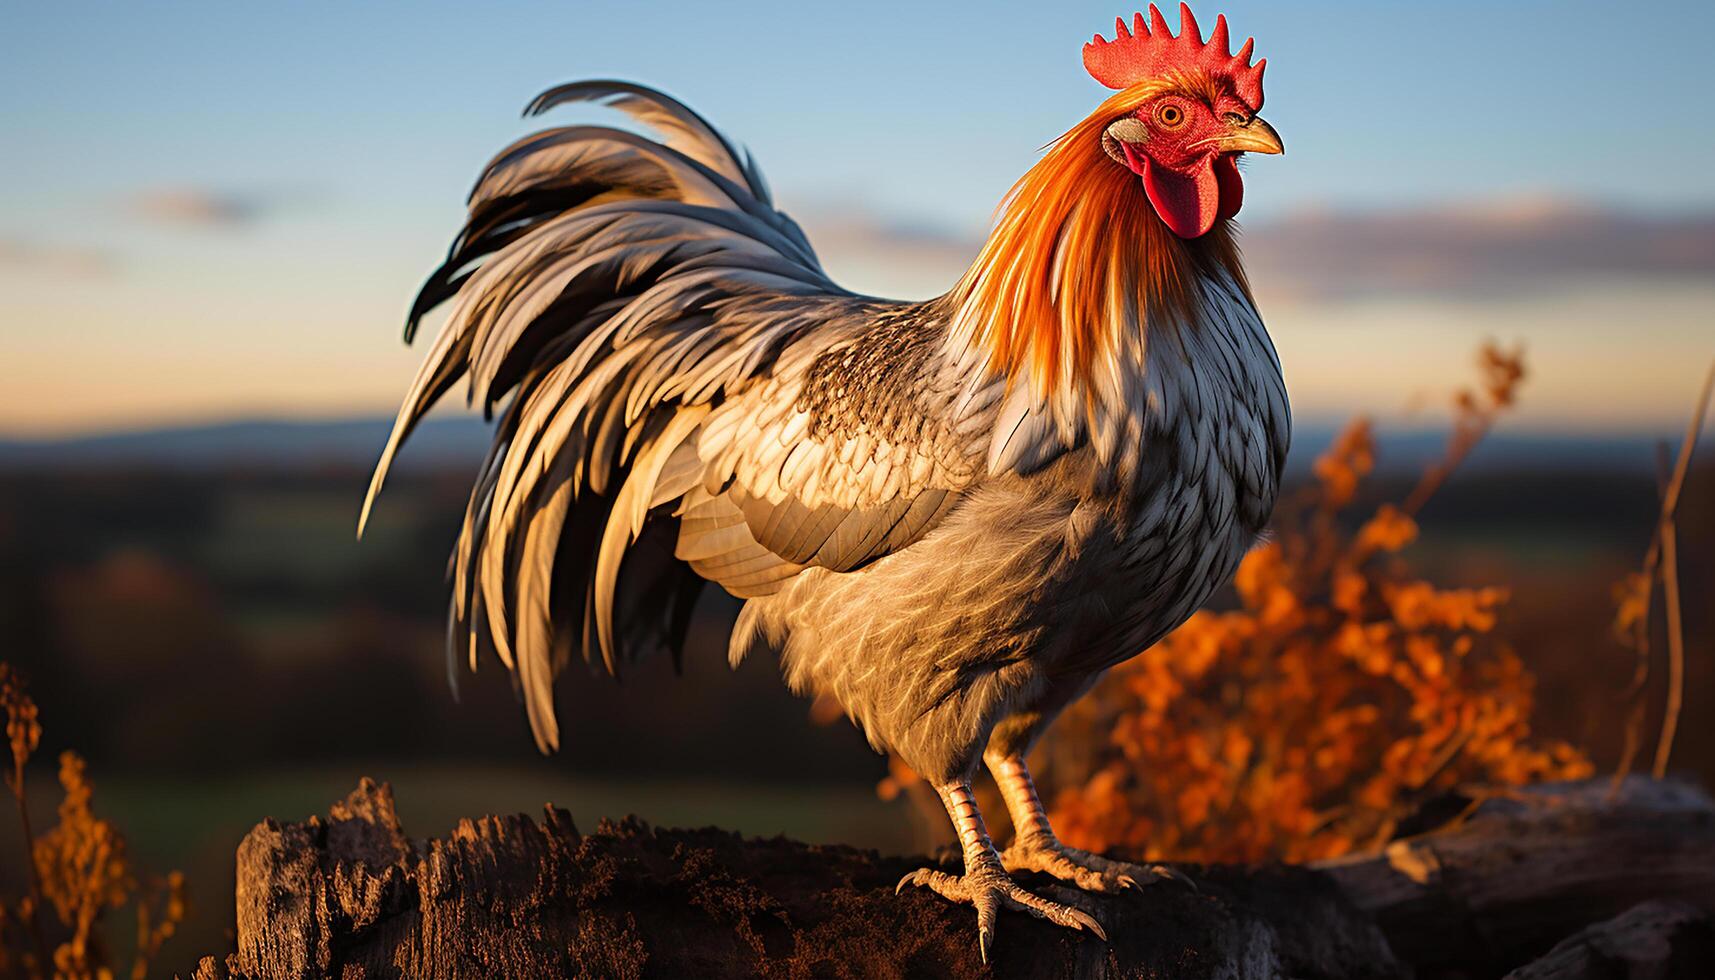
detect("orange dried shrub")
[35,752,133,980]
[1,663,185,980]
[1042,344,1592,863]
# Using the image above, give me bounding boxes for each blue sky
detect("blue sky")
[8,1,1714,226]
[2,1,1713,434]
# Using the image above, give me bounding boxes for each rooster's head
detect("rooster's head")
[1085,3,1280,239]
[951,3,1279,390]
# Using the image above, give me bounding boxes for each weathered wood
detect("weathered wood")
[189,778,1396,980]
[1501,901,1713,979]
[1318,777,1715,975]
[189,776,1715,979]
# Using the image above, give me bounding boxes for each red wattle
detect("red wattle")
[1214,154,1244,223]
[1142,155,1221,239]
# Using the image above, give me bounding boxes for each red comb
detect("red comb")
[1083,3,1265,112]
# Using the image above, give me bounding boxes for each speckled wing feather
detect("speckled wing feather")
[361,82,1002,751]
[694,301,998,573]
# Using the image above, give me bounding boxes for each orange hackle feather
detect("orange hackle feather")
[950,83,1250,395]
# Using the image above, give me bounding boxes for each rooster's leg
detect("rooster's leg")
[896,779,1105,962]
[988,754,1192,894]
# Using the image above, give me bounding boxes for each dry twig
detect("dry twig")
[2,663,51,978]
[1610,360,1712,788]
[1650,362,1714,778]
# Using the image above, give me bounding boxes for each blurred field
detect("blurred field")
[0,432,1710,974]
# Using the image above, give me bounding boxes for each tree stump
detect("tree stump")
[189,777,1715,979]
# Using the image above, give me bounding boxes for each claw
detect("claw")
[1074,909,1107,941]
[1002,839,1195,899]
[1156,864,1198,892]
[899,858,1105,959]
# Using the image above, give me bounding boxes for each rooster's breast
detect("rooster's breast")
[737,273,1288,778]
[743,423,1269,776]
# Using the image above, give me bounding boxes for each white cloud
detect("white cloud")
[1242,197,1715,305]
[800,194,1715,305]
[125,187,321,229]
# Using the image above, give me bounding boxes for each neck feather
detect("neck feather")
[948,90,1252,395]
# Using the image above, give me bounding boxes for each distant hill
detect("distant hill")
[0,414,1665,476]
[0,416,492,471]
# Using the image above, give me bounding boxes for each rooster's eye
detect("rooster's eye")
[1155,104,1186,129]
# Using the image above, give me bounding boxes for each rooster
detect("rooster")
[364,3,1287,959]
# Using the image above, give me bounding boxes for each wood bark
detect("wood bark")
[189,776,1715,979]
[1318,778,1715,976]
[1501,900,1713,979]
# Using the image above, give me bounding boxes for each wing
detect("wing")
[687,303,997,587]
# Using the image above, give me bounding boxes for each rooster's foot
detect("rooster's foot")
[897,860,1105,963]
[1001,836,1194,895]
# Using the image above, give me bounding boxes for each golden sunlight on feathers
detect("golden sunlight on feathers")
[949,82,1251,396]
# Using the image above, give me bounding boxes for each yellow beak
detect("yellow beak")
[1215,115,1284,156]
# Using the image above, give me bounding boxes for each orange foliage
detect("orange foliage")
[1040,343,1592,863]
